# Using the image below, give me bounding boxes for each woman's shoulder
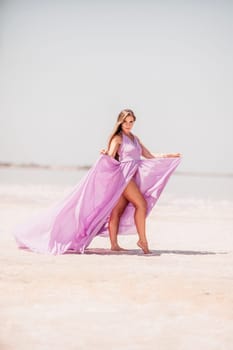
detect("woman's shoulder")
[111,133,122,144]
[133,134,141,143]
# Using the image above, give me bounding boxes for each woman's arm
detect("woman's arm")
[140,142,155,159]
[106,135,122,158]
[138,138,181,159]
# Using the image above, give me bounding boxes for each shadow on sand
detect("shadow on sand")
[79,248,228,257]
[19,247,228,257]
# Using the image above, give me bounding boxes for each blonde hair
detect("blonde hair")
[107,109,136,158]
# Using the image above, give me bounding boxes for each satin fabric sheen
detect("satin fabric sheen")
[14,133,181,254]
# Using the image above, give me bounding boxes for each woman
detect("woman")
[105,109,181,254]
[14,109,181,255]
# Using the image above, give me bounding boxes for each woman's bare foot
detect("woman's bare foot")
[111,245,128,251]
[137,240,151,254]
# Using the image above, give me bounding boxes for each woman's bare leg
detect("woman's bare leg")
[109,195,128,251]
[123,180,150,254]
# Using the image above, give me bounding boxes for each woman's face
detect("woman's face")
[121,115,135,134]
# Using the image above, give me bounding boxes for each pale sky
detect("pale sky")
[0,0,233,173]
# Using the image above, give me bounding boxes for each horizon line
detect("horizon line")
[0,161,232,178]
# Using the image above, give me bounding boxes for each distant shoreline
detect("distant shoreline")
[0,162,232,178]
[0,162,90,171]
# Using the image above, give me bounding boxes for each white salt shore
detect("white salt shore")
[0,181,233,350]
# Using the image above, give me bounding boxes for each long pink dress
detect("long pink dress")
[14,133,181,254]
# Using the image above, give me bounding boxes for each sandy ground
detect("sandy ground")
[0,184,233,350]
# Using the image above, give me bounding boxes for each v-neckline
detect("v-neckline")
[123,132,136,144]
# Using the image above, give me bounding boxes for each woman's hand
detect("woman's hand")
[100,149,108,155]
[161,153,181,158]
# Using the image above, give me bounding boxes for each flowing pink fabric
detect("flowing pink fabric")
[14,133,181,254]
